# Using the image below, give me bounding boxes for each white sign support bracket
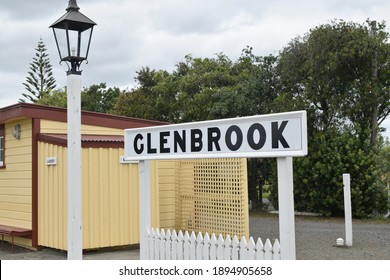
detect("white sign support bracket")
[139,160,151,260]
[277,157,296,259]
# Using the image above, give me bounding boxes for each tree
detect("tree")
[113,67,179,122]
[275,20,390,217]
[21,38,56,102]
[36,88,67,108]
[112,30,389,216]
[37,83,120,114]
[114,49,279,123]
[113,50,279,207]
[277,20,390,143]
[82,83,120,113]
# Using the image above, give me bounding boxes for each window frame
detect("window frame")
[0,124,5,167]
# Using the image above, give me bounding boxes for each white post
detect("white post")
[343,173,353,246]
[139,160,151,260]
[387,183,390,217]
[277,157,296,260]
[67,73,83,260]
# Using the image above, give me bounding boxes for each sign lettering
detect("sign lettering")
[46,157,57,166]
[125,111,307,160]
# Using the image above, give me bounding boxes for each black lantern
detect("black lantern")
[50,0,96,74]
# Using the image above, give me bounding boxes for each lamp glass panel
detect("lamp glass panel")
[54,28,69,59]
[68,29,80,57]
[80,28,92,59]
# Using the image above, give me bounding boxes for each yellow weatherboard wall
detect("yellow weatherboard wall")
[37,120,248,250]
[38,143,249,250]
[81,147,141,249]
[38,144,249,249]
[156,160,178,229]
[38,142,66,249]
[38,143,150,250]
[38,119,163,250]
[0,118,33,247]
[0,104,249,252]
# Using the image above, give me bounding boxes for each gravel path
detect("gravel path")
[1,213,389,260]
[249,212,390,260]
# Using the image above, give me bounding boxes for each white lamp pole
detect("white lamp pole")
[66,72,82,259]
[50,0,96,260]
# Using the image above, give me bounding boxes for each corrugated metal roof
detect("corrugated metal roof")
[82,134,124,142]
[37,133,124,148]
[40,134,124,142]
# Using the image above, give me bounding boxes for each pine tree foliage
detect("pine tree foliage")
[21,38,56,102]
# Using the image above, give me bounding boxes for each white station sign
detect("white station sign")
[124,111,307,160]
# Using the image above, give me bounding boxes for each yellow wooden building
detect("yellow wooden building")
[0,103,248,252]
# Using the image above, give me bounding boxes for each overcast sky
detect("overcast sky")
[1,0,390,134]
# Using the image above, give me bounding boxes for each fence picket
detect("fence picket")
[255,237,265,260]
[151,228,156,260]
[216,234,225,260]
[147,228,280,261]
[190,232,197,260]
[183,231,191,260]
[165,229,172,260]
[202,232,211,260]
[273,239,281,260]
[247,237,256,260]
[264,239,273,260]
[159,229,166,260]
[152,228,160,260]
[224,235,232,260]
[209,234,217,260]
[196,232,203,260]
[240,237,248,260]
[177,230,184,259]
[171,230,178,260]
[231,236,239,260]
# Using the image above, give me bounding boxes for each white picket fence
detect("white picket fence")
[146,228,281,260]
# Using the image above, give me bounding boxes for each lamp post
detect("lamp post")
[50,0,96,260]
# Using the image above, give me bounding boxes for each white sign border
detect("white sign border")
[124,110,307,160]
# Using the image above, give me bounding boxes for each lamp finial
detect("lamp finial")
[66,0,80,12]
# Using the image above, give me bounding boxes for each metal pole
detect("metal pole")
[277,157,296,260]
[67,73,83,260]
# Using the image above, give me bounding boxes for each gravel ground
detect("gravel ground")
[1,213,389,260]
[249,212,390,260]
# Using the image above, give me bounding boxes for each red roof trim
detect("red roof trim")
[0,103,168,129]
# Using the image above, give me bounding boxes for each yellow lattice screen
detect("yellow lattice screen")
[175,158,249,238]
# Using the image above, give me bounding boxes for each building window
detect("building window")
[0,124,4,167]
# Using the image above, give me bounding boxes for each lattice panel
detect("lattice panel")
[176,158,248,238]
